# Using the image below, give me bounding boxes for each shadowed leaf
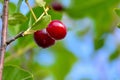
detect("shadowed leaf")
[3,65,33,80]
[109,50,120,62]
[8,13,27,25]
[115,8,120,17]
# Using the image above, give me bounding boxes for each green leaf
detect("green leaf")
[8,13,27,25]
[31,7,62,20]
[45,0,51,4]
[48,9,62,20]
[31,15,51,30]
[20,6,62,34]
[115,8,120,28]
[117,23,120,28]
[9,2,16,14]
[115,8,120,17]
[35,0,46,7]
[109,50,120,62]
[23,15,51,35]
[8,25,20,36]
[3,65,33,80]
[19,7,46,32]
[94,37,105,50]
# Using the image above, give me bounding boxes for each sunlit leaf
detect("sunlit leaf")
[31,15,51,31]
[3,65,33,80]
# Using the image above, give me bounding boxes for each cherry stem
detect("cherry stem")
[35,7,49,23]
[25,0,37,21]
[43,6,48,15]
[23,7,50,35]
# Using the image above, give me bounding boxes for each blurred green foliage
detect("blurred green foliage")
[109,49,119,61]
[66,0,119,36]
[1,0,120,80]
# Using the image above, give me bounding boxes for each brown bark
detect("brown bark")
[0,0,9,80]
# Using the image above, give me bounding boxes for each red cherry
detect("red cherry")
[51,1,63,11]
[46,20,67,40]
[34,29,55,48]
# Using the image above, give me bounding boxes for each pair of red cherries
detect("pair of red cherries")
[34,20,67,48]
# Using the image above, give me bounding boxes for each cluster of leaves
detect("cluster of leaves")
[2,0,75,80]
[1,0,120,80]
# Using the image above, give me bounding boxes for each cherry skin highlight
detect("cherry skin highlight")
[34,29,55,48]
[46,20,67,40]
[51,1,63,11]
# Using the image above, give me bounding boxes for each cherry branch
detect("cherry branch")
[0,0,9,80]
[25,0,37,21]
[6,7,50,46]
[6,31,24,46]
